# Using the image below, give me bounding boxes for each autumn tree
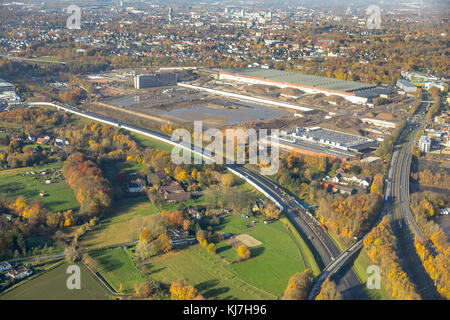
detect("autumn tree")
[236,244,251,260]
[64,245,81,263]
[315,279,343,300]
[135,282,153,299]
[159,233,172,253]
[364,216,420,300]
[82,253,99,273]
[170,280,200,300]
[282,269,314,300]
[263,203,281,220]
[370,174,385,196]
[221,173,236,187]
[207,243,216,255]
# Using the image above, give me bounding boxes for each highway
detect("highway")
[388,110,441,300]
[26,101,367,299]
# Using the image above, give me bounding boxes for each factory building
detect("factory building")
[134,73,178,89]
[219,69,392,105]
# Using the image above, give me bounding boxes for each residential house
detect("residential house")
[334,173,371,189]
[187,207,203,219]
[6,266,32,280]
[127,173,147,193]
[169,228,196,248]
[161,181,191,202]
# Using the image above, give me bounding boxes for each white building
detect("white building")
[418,135,431,152]
[397,79,417,93]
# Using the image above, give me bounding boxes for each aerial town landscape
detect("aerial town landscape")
[0,0,448,309]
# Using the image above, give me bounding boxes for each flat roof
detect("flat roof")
[296,127,374,148]
[221,68,375,93]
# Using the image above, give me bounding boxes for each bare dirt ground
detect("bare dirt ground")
[229,234,262,248]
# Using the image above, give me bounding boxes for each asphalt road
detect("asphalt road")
[389,120,441,300]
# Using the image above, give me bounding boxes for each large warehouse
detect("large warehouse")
[219,69,391,104]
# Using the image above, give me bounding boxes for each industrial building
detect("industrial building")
[418,135,431,152]
[219,69,392,104]
[134,73,177,89]
[397,79,417,93]
[273,127,378,160]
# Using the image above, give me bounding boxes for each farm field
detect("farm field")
[0,162,79,213]
[91,247,146,294]
[0,262,110,300]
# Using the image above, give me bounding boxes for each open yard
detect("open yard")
[0,162,79,213]
[0,262,110,300]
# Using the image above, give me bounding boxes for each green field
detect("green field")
[148,245,276,300]
[213,215,313,296]
[147,213,316,299]
[0,262,110,300]
[130,132,174,153]
[0,163,79,213]
[91,247,146,294]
